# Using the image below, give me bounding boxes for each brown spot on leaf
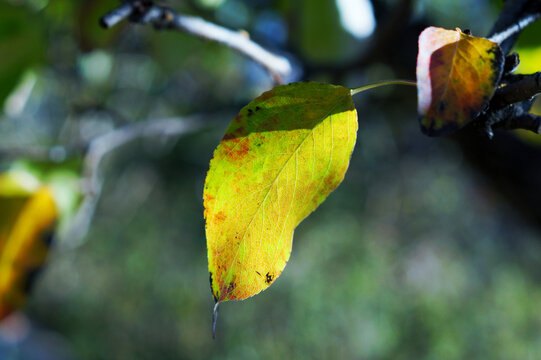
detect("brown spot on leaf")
[220,137,241,153]
[222,126,247,141]
[204,194,215,203]
[265,272,274,284]
[214,211,227,225]
[324,174,339,191]
[217,274,238,301]
[324,176,334,186]
[227,139,251,160]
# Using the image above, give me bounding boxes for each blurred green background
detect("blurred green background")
[1,0,541,359]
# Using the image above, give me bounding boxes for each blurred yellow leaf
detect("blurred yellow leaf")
[516,47,541,74]
[0,185,57,319]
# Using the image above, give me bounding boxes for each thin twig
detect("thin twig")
[99,2,133,29]
[488,13,541,44]
[488,0,541,54]
[100,0,292,83]
[0,146,66,162]
[61,116,207,246]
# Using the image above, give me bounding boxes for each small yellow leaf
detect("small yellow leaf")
[204,82,358,302]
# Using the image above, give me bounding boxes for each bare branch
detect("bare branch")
[0,145,64,162]
[61,116,208,246]
[99,2,132,29]
[488,0,541,54]
[488,13,541,45]
[100,1,292,83]
[475,1,541,137]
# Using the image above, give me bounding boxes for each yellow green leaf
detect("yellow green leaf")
[0,184,57,319]
[516,46,541,74]
[204,82,358,302]
[417,27,504,136]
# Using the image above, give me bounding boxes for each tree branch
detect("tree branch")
[495,112,541,133]
[100,0,292,83]
[490,72,541,111]
[475,1,541,136]
[61,116,209,246]
[488,0,541,54]
[488,13,541,45]
[99,2,133,28]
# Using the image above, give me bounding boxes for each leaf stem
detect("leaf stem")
[212,302,220,339]
[350,80,417,96]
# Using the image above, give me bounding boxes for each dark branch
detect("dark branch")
[99,2,132,29]
[100,1,292,83]
[491,72,541,110]
[495,112,541,134]
[475,1,541,136]
[488,13,541,46]
[488,0,541,54]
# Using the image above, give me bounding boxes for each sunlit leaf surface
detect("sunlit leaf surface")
[204,82,358,302]
[417,26,504,136]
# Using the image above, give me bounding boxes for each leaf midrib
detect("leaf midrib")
[437,33,461,110]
